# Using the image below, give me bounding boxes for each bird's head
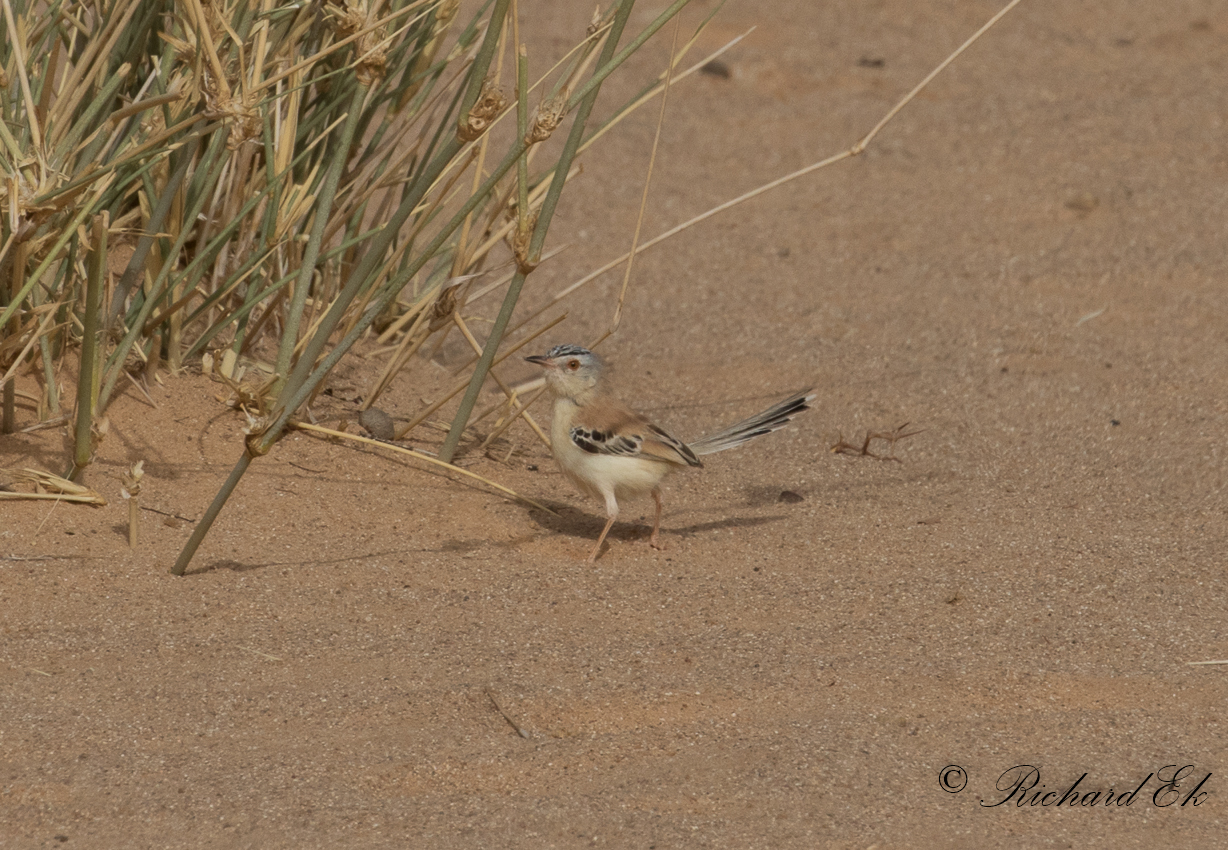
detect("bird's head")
[525,344,603,401]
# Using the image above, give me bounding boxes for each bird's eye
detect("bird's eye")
[567,360,580,371]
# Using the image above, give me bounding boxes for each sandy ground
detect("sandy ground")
[3,0,1228,847]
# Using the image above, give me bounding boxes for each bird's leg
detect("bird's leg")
[589,492,619,561]
[589,517,616,561]
[649,487,665,550]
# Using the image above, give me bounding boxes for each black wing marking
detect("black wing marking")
[570,426,643,457]
[570,423,703,467]
[648,424,702,467]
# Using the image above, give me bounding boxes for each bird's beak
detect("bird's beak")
[524,354,550,367]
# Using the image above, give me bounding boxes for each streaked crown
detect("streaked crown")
[543,343,594,359]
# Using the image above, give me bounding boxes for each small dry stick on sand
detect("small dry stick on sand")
[486,688,530,739]
[831,423,924,462]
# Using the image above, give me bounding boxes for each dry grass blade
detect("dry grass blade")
[288,420,557,516]
[0,468,108,506]
[0,306,58,391]
[0,0,43,149]
[602,12,681,341]
[473,384,547,453]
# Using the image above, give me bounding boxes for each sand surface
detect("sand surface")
[3,1,1227,847]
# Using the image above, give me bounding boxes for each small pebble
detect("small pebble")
[1064,192,1099,214]
[358,408,395,441]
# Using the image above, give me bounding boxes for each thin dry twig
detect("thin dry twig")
[486,687,530,739]
[288,420,557,515]
[605,12,681,339]
[830,423,924,462]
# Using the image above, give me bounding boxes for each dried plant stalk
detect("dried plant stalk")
[121,460,145,548]
[72,214,107,481]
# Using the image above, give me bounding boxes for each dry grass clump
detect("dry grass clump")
[0,0,712,570]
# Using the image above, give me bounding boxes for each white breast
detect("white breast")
[550,399,674,503]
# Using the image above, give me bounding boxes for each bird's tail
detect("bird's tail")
[689,390,814,457]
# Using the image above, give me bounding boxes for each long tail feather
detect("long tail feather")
[689,390,814,456]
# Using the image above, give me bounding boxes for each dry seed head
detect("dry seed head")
[121,460,145,500]
[160,30,197,68]
[328,0,388,85]
[512,210,539,273]
[429,282,462,332]
[242,409,275,456]
[588,6,603,36]
[526,95,567,144]
[328,0,368,37]
[1,170,65,237]
[354,47,388,86]
[230,376,276,415]
[194,57,261,148]
[430,0,460,35]
[458,79,506,142]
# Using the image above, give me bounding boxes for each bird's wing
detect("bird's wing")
[569,398,702,468]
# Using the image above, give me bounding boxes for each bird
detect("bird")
[525,344,814,560]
